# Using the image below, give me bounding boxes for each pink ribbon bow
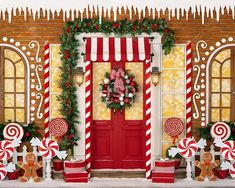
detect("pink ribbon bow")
[110,69,125,95]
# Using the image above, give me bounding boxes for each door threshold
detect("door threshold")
[91,169,146,178]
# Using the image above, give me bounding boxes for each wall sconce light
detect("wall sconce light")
[74,67,84,86]
[151,67,161,86]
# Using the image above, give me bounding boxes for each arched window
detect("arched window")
[209,48,235,122]
[0,47,27,123]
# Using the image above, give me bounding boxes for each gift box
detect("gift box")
[152,177,174,183]
[63,171,88,183]
[64,160,86,173]
[154,160,175,168]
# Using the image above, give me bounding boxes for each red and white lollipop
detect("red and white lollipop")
[3,123,24,141]
[38,139,59,159]
[221,141,235,161]
[178,138,198,158]
[49,118,68,138]
[164,117,184,144]
[0,140,14,160]
[229,162,235,179]
[0,163,7,181]
[210,122,231,141]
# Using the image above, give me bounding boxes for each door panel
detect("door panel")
[91,61,145,169]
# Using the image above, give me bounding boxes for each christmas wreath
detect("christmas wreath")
[100,68,138,111]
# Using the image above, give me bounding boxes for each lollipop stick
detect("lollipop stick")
[45,158,52,181]
[186,157,192,180]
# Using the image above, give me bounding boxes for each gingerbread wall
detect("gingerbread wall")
[0,8,235,137]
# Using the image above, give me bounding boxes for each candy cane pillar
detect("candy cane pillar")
[85,61,92,177]
[145,59,151,179]
[186,42,192,138]
[44,42,50,138]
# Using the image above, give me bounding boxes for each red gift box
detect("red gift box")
[63,171,88,183]
[152,177,174,183]
[154,160,175,168]
[64,160,86,173]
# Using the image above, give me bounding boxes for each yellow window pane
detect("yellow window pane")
[162,95,174,117]
[162,70,174,92]
[51,94,60,107]
[15,61,25,77]
[16,109,24,122]
[16,79,25,92]
[4,79,14,92]
[4,59,14,77]
[162,142,172,158]
[211,79,220,92]
[4,94,14,107]
[93,62,111,120]
[51,106,61,118]
[51,45,62,68]
[4,109,14,122]
[211,61,220,77]
[174,70,185,92]
[222,60,231,77]
[4,49,21,62]
[221,79,231,92]
[174,95,185,117]
[16,94,24,107]
[51,69,62,93]
[221,109,230,121]
[211,94,220,107]
[163,45,185,68]
[222,94,230,107]
[125,62,143,120]
[211,109,220,122]
[215,49,231,62]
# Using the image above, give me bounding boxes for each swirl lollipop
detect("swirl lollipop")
[0,140,14,160]
[49,118,68,138]
[210,122,231,141]
[38,139,59,159]
[3,123,24,141]
[229,162,235,179]
[221,141,235,161]
[178,138,198,158]
[164,117,184,145]
[0,163,7,181]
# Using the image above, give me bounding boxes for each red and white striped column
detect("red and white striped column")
[145,59,151,179]
[44,42,50,139]
[186,41,192,138]
[85,61,92,176]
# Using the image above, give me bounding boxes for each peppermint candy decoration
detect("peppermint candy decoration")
[38,139,59,159]
[3,123,24,141]
[210,122,231,141]
[164,117,184,144]
[49,118,68,137]
[0,140,14,160]
[229,162,235,179]
[178,138,198,158]
[221,141,235,161]
[0,163,7,181]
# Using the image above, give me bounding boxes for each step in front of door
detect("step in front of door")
[91,170,146,178]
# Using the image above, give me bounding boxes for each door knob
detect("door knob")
[232,91,235,95]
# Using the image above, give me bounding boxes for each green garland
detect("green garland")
[60,18,175,151]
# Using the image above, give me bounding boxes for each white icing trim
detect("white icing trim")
[35,65,43,91]
[0,44,30,124]
[194,40,207,63]
[35,93,43,119]
[193,93,200,119]
[28,40,41,63]
[193,65,201,91]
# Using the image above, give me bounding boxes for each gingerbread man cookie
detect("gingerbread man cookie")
[195,152,220,181]
[18,152,42,182]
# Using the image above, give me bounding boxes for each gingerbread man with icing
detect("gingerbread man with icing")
[195,152,220,181]
[18,152,42,182]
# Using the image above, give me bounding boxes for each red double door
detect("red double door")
[91,61,146,169]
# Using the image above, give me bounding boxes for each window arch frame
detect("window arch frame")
[0,44,30,123]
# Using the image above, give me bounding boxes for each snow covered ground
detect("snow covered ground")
[0,178,235,188]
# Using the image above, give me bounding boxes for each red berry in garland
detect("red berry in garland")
[130,81,136,86]
[86,23,91,27]
[114,99,119,103]
[152,24,158,31]
[75,24,79,30]
[25,131,30,138]
[112,22,120,29]
[164,27,170,33]
[66,26,71,33]
[64,50,70,60]
[124,98,129,103]
[94,25,100,31]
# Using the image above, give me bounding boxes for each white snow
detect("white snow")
[0,178,235,188]
[0,0,235,23]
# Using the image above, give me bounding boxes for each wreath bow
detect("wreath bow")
[110,69,125,95]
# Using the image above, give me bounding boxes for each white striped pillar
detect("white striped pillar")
[145,59,151,179]
[186,42,192,138]
[44,42,50,138]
